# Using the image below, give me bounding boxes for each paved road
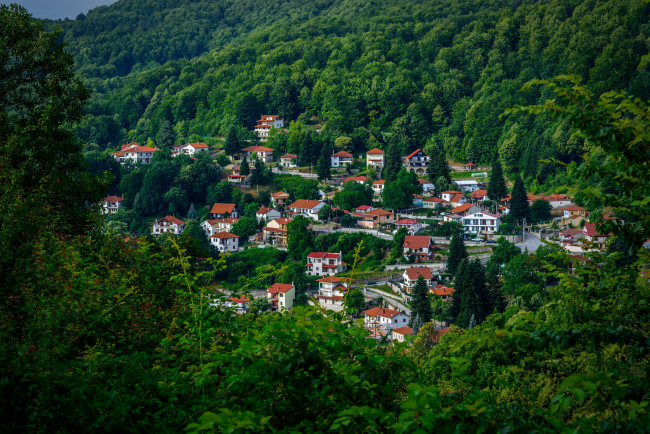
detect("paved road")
[365,287,411,316]
[516,232,543,252]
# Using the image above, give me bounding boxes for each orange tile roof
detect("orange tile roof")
[280,153,297,159]
[562,205,587,211]
[404,267,433,280]
[289,199,322,210]
[424,197,445,202]
[405,148,427,159]
[210,231,239,239]
[241,145,275,152]
[229,295,252,303]
[317,276,344,283]
[442,190,462,194]
[430,284,454,297]
[332,150,353,158]
[341,176,368,183]
[188,142,208,148]
[449,194,464,203]
[272,191,290,198]
[451,203,475,213]
[104,195,124,202]
[267,283,294,294]
[392,326,414,336]
[363,208,393,217]
[470,189,488,199]
[373,180,386,185]
[210,203,236,215]
[404,236,432,249]
[155,215,184,225]
[366,148,384,155]
[363,307,403,319]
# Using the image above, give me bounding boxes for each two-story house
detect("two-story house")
[288,199,325,221]
[469,189,489,204]
[366,148,384,168]
[455,180,481,193]
[228,166,246,184]
[279,153,298,167]
[441,190,466,207]
[582,223,611,245]
[317,276,349,310]
[254,115,284,140]
[271,191,290,208]
[112,142,160,164]
[363,307,410,340]
[172,142,209,157]
[262,218,293,246]
[430,284,454,302]
[423,197,448,209]
[266,282,295,312]
[210,231,239,253]
[461,211,501,234]
[225,295,252,314]
[355,208,395,229]
[256,207,282,222]
[305,252,346,276]
[404,149,429,175]
[450,203,482,217]
[240,145,275,163]
[372,180,385,198]
[528,194,572,208]
[401,267,434,293]
[210,203,239,219]
[201,218,239,237]
[103,195,124,214]
[152,216,185,236]
[391,326,414,342]
[403,235,434,260]
[331,150,353,167]
[562,206,588,223]
[394,219,423,235]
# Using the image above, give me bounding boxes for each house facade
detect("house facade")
[305,252,346,276]
[240,145,275,163]
[172,142,209,157]
[401,267,434,293]
[225,295,252,314]
[394,219,423,235]
[366,148,384,168]
[469,189,488,204]
[450,203,482,216]
[112,142,160,164]
[262,218,292,246]
[391,326,414,342]
[423,197,447,209]
[279,153,298,167]
[363,307,410,340]
[266,283,295,312]
[455,180,481,193]
[201,218,239,236]
[403,236,434,260]
[317,276,348,310]
[256,207,282,222]
[210,231,240,252]
[404,149,429,174]
[562,206,588,221]
[288,199,325,220]
[255,115,285,140]
[210,203,239,219]
[331,151,353,167]
[103,195,124,214]
[355,208,395,229]
[372,180,385,198]
[461,211,500,234]
[152,216,185,236]
[430,284,454,302]
[271,191,290,207]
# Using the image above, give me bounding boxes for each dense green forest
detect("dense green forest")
[2,2,650,432]
[57,0,650,188]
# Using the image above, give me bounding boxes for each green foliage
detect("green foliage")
[316,140,332,181]
[225,125,242,156]
[276,175,319,201]
[287,215,313,259]
[509,175,531,224]
[427,140,451,185]
[530,199,552,223]
[206,181,233,204]
[340,213,358,228]
[447,231,468,276]
[343,287,365,315]
[409,275,433,326]
[334,181,373,211]
[487,157,507,212]
[317,203,333,222]
[383,169,421,211]
[231,216,258,240]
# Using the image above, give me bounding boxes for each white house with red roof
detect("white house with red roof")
[461,211,500,234]
[340,175,368,185]
[527,194,572,208]
[280,153,298,167]
[254,115,285,140]
[391,326,414,342]
[469,189,489,204]
[562,206,588,222]
[225,295,252,314]
[355,208,395,229]
[306,252,346,276]
[423,197,448,209]
[262,218,293,247]
[271,191,290,207]
[288,199,325,220]
[430,284,454,302]
[394,218,423,235]
[256,207,281,222]
[418,179,434,194]
[404,149,429,174]
[441,190,466,207]
[355,205,374,213]
[152,216,185,236]
[112,142,160,164]
[401,267,435,293]
[317,276,349,310]
[403,236,434,260]
[450,203,482,217]
[240,145,275,163]
[366,148,384,168]
[266,282,295,311]
[372,180,385,197]
[210,231,239,252]
[102,195,124,214]
[363,307,410,340]
[443,214,463,224]
[201,218,239,236]
[172,142,209,157]
[210,203,239,219]
[331,150,353,167]
[582,223,611,245]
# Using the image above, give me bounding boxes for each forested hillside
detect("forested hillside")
[62,0,649,187]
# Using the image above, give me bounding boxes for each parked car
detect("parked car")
[485,239,497,244]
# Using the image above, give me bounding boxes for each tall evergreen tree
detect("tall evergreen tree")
[409,275,432,327]
[449,258,468,321]
[447,231,468,276]
[485,260,506,313]
[187,203,197,220]
[224,125,241,156]
[383,141,402,182]
[240,156,250,177]
[452,258,490,328]
[156,120,175,149]
[427,141,451,184]
[251,158,265,185]
[509,175,531,224]
[316,142,332,181]
[487,157,507,213]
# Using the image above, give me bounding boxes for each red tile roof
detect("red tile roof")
[270,218,293,225]
[404,267,433,280]
[404,236,432,249]
[449,194,464,203]
[206,218,238,225]
[210,203,236,215]
[308,252,341,259]
[366,148,384,155]
[395,219,420,225]
[257,207,272,214]
[424,197,445,203]
[405,148,427,159]
[272,191,290,198]
[583,223,611,238]
[392,326,414,336]
[316,276,344,283]
[229,295,252,303]
[280,153,297,159]
[188,142,208,148]
[363,307,403,319]
[430,284,454,297]
[451,203,475,214]
[442,190,462,194]
[241,145,275,152]
[267,283,294,294]
[373,180,386,185]
[104,195,124,202]
[341,176,368,183]
[356,205,372,211]
[470,189,488,199]
[289,199,322,210]
[210,231,239,239]
[332,150,353,158]
[155,215,184,225]
[363,208,393,217]
[562,205,587,211]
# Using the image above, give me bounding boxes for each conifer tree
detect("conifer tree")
[410,314,423,334]
[251,158,265,185]
[487,157,507,213]
[427,141,451,184]
[383,141,402,182]
[509,175,531,224]
[409,275,432,327]
[187,203,197,220]
[224,125,241,156]
[452,258,489,328]
[449,258,468,321]
[316,142,332,181]
[447,230,468,276]
[240,156,250,177]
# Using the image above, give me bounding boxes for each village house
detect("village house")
[559,228,585,243]
[527,194,573,208]
[403,235,434,260]
[423,197,448,209]
[152,216,185,236]
[562,205,588,223]
[271,191,290,208]
[355,208,395,229]
[262,218,293,246]
[288,199,325,221]
[210,231,240,253]
[201,217,239,236]
[443,213,463,224]
[355,205,374,213]
[455,180,481,193]
[430,284,454,302]
[340,175,368,185]
[394,218,423,235]
[372,180,385,198]
[440,190,466,207]
[112,142,160,164]
[582,223,611,245]
[331,150,354,167]
[366,148,385,168]
[401,267,435,293]
[256,207,281,222]
[317,276,349,310]
[171,142,209,157]
[450,203,482,217]
[305,252,346,276]
[227,166,246,184]
[210,203,239,219]
[391,326,414,343]
[240,145,275,163]
[461,211,501,234]
[404,149,429,174]
[412,194,424,207]
[254,115,285,140]
[103,195,124,214]
[225,295,252,315]
[469,189,488,204]
[363,307,410,340]
[418,179,434,194]
[266,282,295,312]
[279,153,298,168]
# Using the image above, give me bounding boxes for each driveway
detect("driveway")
[516,232,543,253]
